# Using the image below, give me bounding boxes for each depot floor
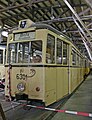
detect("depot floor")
[51,72,92,120]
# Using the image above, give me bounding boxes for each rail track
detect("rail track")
[37,96,69,120]
[10,95,70,120]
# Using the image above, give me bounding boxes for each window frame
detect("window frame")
[62,41,68,65]
[46,34,55,64]
[56,38,62,64]
[7,40,43,64]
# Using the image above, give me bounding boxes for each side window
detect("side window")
[0,50,3,64]
[72,50,76,65]
[63,42,68,64]
[81,58,83,67]
[77,54,79,66]
[80,57,83,67]
[57,38,62,64]
[46,34,55,64]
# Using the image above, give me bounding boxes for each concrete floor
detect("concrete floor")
[51,73,92,120]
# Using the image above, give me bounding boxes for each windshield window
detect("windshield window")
[0,50,3,64]
[18,42,29,63]
[8,43,17,63]
[8,41,42,63]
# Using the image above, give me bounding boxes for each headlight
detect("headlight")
[17,83,25,92]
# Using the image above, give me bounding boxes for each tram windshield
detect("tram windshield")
[0,50,3,64]
[7,40,42,63]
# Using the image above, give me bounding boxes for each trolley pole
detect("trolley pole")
[0,103,6,120]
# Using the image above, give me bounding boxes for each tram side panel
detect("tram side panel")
[45,67,56,106]
[76,68,80,85]
[27,67,44,100]
[56,67,69,100]
[70,68,78,92]
[85,60,90,75]
[70,67,84,92]
[69,49,85,92]
[45,66,69,106]
[5,67,10,96]
[80,67,84,82]
[70,65,88,93]
[0,65,5,80]
[0,47,6,81]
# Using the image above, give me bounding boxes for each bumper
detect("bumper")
[15,93,28,100]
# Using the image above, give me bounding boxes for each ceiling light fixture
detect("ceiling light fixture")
[2,31,8,37]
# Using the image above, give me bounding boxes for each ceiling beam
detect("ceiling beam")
[0,1,88,13]
[84,0,92,9]
[63,0,92,40]
[36,14,92,24]
[66,28,92,33]
[79,8,90,16]
[73,16,92,60]
[0,0,48,13]
[63,0,92,59]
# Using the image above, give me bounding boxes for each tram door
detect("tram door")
[56,40,69,100]
[45,34,57,105]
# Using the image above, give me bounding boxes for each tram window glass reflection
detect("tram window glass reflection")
[46,34,55,64]
[77,54,79,66]
[8,43,17,63]
[4,50,6,64]
[57,39,62,64]
[72,50,76,65]
[81,58,83,67]
[0,50,3,64]
[63,42,67,64]
[18,42,29,63]
[30,41,42,63]
[80,57,82,67]
[8,41,42,64]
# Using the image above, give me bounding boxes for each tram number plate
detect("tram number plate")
[16,74,27,80]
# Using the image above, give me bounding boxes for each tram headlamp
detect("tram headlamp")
[17,83,25,92]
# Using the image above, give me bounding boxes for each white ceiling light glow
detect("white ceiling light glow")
[2,31,8,37]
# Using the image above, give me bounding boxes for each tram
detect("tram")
[0,45,6,89]
[5,19,90,106]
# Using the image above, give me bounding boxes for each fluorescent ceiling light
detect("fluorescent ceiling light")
[2,31,8,37]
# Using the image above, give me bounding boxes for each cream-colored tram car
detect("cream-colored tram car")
[85,58,90,75]
[5,19,89,106]
[0,45,6,81]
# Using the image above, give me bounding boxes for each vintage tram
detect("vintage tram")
[5,19,90,106]
[0,45,6,89]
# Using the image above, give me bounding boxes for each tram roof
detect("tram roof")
[31,23,71,41]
